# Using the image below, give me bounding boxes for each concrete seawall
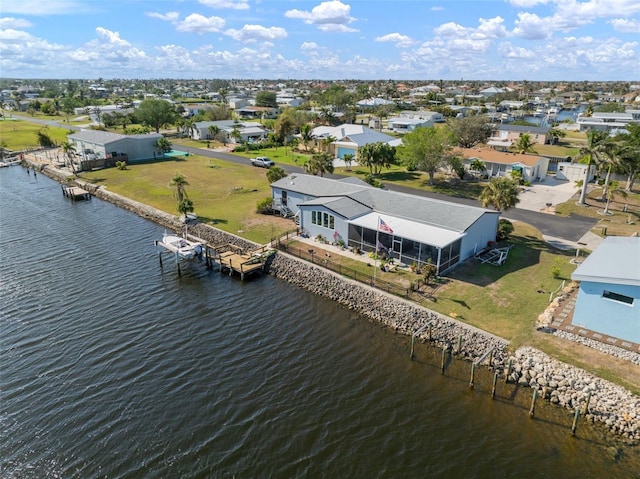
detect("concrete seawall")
[29,160,640,442]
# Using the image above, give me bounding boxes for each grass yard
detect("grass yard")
[79,154,295,244]
[0,118,73,150]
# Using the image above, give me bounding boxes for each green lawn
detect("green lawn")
[79,154,295,244]
[0,118,73,150]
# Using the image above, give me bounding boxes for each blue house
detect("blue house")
[271,174,500,275]
[571,237,640,343]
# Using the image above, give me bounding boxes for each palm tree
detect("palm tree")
[547,127,566,145]
[577,130,609,205]
[208,125,220,141]
[601,181,627,216]
[300,123,314,152]
[304,152,334,177]
[155,137,172,154]
[479,177,520,211]
[177,198,194,216]
[510,133,536,154]
[470,158,486,178]
[342,153,354,171]
[61,140,76,168]
[358,142,395,175]
[169,172,189,203]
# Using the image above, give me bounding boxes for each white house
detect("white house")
[190,120,267,144]
[271,174,500,275]
[556,162,597,183]
[576,110,640,132]
[457,147,550,183]
[311,124,397,159]
[571,236,640,343]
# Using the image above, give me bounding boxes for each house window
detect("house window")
[311,210,335,230]
[602,290,634,305]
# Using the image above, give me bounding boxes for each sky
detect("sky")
[1,0,639,81]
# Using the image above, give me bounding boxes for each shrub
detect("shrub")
[256,197,273,214]
[115,160,128,170]
[496,219,514,241]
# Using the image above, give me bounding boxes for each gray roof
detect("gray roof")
[341,128,395,147]
[572,237,640,286]
[67,130,161,145]
[301,196,371,219]
[496,124,549,134]
[272,174,497,232]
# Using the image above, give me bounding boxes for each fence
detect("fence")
[274,237,414,298]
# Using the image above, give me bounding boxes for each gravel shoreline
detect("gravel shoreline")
[28,160,640,442]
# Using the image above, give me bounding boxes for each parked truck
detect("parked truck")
[250,156,274,168]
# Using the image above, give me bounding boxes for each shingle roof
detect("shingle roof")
[496,124,549,134]
[271,174,497,232]
[67,130,127,144]
[457,147,545,167]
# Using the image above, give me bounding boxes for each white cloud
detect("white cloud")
[0,17,33,28]
[551,0,640,31]
[198,0,250,9]
[497,42,536,59]
[146,12,180,22]
[476,16,507,39]
[375,33,415,48]
[176,14,226,33]
[95,27,130,46]
[224,24,287,42]
[430,6,444,11]
[433,21,469,37]
[285,0,357,31]
[609,18,640,33]
[506,0,549,7]
[300,42,319,50]
[512,12,550,39]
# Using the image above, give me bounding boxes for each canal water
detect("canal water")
[1,166,638,478]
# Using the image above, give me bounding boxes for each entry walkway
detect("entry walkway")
[549,289,640,354]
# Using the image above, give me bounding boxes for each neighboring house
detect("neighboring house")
[271,174,500,275]
[236,106,278,120]
[190,120,267,143]
[479,86,505,97]
[310,124,397,159]
[487,124,550,151]
[386,117,433,133]
[67,130,162,166]
[356,97,395,108]
[276,95,303,108]
[555,162,597,183]
[576,110,640,132]
[457,147,550,182]
[571,236,640,343]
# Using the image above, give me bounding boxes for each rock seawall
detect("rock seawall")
[31,161,639,441]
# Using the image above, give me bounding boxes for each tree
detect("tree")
[617,124,640,191]
[208,125,220,141]
[547,127,566,145]
[266,166,288,184]
[274,115,293,145]
[177,198,195,216]
[510,133,536,154]
[448,115,491,148]
[156,137,172,154]
[170,172,189,203]
[470,158,486,177]
[601,181,627,216]
[231,121,242,143]
[577,130,609,205]
[447,156,466,180]
[342,153,354,171]
[135,98,177,133]
[396,126,455,185]
[300,123,314,152]
[479,177,520,211]
[304,152,334,177]
[358,142,396,175]
[255,91,278,108]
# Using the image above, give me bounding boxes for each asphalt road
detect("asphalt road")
[15,114,596,244]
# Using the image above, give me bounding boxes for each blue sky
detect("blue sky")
[1,0,639,80]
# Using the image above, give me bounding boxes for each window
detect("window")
[311,210,335,230]
[602,290,634,305]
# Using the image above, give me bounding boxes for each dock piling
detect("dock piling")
[491,371,498,398]
[529,389,538,417]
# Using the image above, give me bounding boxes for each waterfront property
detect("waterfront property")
[67,130,162,167]
[576,110,640,132]
[457,147,550,183]
[271,174,500,274]
[487,124,550,150]
[189,120,267,144]
[571,236,640,343]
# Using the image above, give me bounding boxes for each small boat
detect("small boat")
[161,233,204,260]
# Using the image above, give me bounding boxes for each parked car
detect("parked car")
[250,156,274,168]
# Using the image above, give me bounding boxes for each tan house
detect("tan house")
[487,125,550,151]
[457,147,549,183]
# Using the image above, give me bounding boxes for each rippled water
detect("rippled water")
[1,166,639,478]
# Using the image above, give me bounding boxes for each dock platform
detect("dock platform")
[215,243,274,280]
[62,184,91,200]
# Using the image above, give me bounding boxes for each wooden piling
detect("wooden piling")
[491,371,498,398]
[469,362,475,389]
[571,408,580,435]
[505,359,513,383]
[529,388,538,417]
[441,347,446,374]
[427,325,432,342]
[410,335,415,360]
[456,335,463,355]
[582,392,591,416]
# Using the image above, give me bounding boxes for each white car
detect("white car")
[250,157,274,168]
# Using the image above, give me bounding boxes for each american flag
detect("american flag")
[379,217,393,234]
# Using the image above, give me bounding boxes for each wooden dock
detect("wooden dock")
[215,243,274,280]
[62,184,91,200]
